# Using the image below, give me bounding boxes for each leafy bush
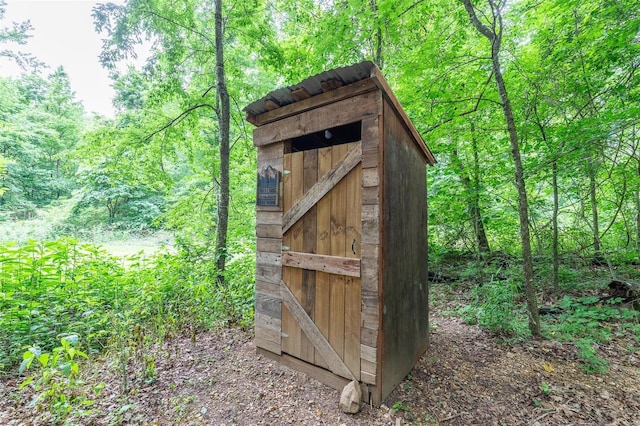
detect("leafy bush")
[542,296,639,372]
[455,279,530,338]
[19,335,99,422]
[0,237,254,373]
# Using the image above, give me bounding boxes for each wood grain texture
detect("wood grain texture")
[257,141,283,161]
[253,90,381,146]
[300,149,318,363]
[255,291,281,320]
[379,98,429,403]
[256,224,282,239]
[255,263,281,285]
[249,79,378,127]
[361,204,379,245]
[344,161,362,380]
[280,280,356,381]
[256,238,282,253]
[281,251,361,277]
[314,146,332,368]
[361,168,380,188]
[361,117,379,169]
[256,279,281,299]
[256,211,282,225]
[285,150,305,358]
[281,152,294,355]
[329,144,347,364]
[256,311,281,355]
[282,143,362,234]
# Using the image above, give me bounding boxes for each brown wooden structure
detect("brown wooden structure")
[245,61,436,405]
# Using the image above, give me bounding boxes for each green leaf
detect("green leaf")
[37,353,50,367]
[59,362,72,377]
[18,375,34,389]
[18,357,33,374]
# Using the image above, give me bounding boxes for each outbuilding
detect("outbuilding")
[245,61,435,405]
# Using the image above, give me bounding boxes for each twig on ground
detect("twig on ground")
[534,409,556,422]
[441,412,463,422]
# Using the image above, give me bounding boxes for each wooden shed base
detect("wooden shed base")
[257,348,372,404]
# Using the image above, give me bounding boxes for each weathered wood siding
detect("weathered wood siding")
[379,99,429,402]
[255,141,284,355]
[251,70,430,407]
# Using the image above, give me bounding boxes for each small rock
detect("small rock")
[396,417,402,426]
[404,411,415,421]
[380,404,390,412]
[339,380,361,414]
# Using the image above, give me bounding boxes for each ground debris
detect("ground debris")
[1,316,639,425]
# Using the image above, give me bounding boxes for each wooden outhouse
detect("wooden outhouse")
[245,61,436,405]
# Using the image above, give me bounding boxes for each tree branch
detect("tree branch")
[144,8,214,47]
[424,70,495,134]
[460,0,495,41]
[398,0,427,17]
[143,103,216,143]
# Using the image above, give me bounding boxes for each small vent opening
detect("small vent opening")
[290,121,361,152]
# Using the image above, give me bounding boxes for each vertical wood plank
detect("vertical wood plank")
[300,149,318,363]
[344,142,362,379]
[287,150,305,358]
[281,152,293,355]
[314,146,332,369]
[329,144,347,361]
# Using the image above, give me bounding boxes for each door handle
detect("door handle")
[352,239,357,255]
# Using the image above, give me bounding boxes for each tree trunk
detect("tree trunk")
[552,159,559,290]
[450,137,490,257]
[635,126,640,251]
[370,0,383,69]
[214,0,230,285]
[470,123,490,255]
[589,162,601,257]
[460,0,540,335]
[635,191,640,250]
[533,105,559,290]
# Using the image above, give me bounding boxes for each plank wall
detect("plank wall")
[254,90,382,386]
[379,98,429,403]
[255,141,284,355]
[360,115,381,388]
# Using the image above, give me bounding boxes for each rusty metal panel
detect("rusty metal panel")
[244,61,376,117]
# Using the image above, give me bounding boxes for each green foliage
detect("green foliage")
[72,167,165,230]
[392,401,409,413]
[19,335,98,423]
[0,70,83,219]
[541,295,639,373]
[545,296,639,341]
[0,237,254,374]
[455,279,530,339]
[574,338,609,374]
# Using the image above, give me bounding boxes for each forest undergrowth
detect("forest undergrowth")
[0,229,638,424]
[430,252,640,374]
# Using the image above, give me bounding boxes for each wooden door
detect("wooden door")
[280,141,362,381]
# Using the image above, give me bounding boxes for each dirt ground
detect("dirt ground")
[1,313,639,425]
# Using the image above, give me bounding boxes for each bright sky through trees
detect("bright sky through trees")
[1,0,124,117]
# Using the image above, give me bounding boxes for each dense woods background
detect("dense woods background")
[0,0,639,422]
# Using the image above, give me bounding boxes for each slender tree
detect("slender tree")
[460,0,540,335]
[214,0,230,284]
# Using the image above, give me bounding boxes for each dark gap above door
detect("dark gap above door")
[288,121,362,152]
